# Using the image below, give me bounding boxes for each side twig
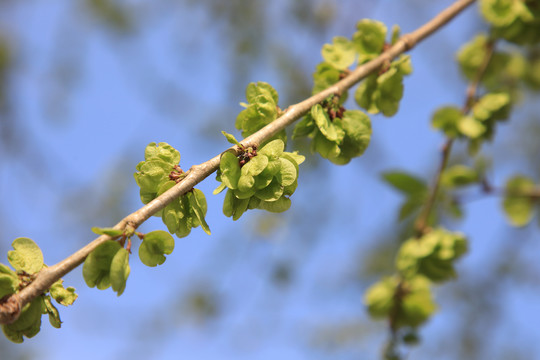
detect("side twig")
[387,27,494,353]
[0,0,476,325]
[413,37,495,236]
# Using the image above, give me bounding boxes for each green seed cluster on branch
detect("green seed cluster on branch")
[293,19,413,165]
[364,275,436,329]
[134,142,211,237]
[502,175,539,227]
[457,34,526,93]
[355,54,412,117]
[293,101,372,165]
[83,239,130,296]
[480,0,540,45]
[236,82,287,146]
[364,228,467,341]
[315,19,413,117]
[396,228,468,282]
[214,132,304,220]
[83,228,176,297]
[1,238,77,343]
[432,92,511,152]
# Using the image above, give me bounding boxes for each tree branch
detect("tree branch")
[0,0,476,325]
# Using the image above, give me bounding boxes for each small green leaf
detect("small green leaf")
[144,142,180,165]
[472,92,511,122]
[283,179,298,197]
[312,104,342,142]
[457,116,486,138]
[393,54,413,75]
[354,56,411,117]
[312,62,342,94]
[162,201,180,234]
[480,0,530,27]
[431,106,462,137]
[382,171,427,196]
[223,189,235,218]
[232,197,250,221]
[259,139,284,159]
[213,182,227,195]
[398,197,425,221]
[2,324,23,343]
[233,187,256,199]
[2,297,43,343]
[312,131,341,160]
[275,158,297,187]
[241,155,269,177]
[248,197,261,210]
[192,188,208,214]
[282,151,305,166]
[355,74,379,113]
[399,276,436,327]
[457,34,490,80]
[374,67,404,116]
[220,151,241,189]
[0,263,17,276]
[353,19,387,63]
[133,158,171,193]
[364,276,396,318]
[292,115,316,139]
[188,191,211,235]
[176,215,193,238]
[256,197,291,213]
[139,230,175,267]
[223,188,250,220]
[110,248,130,296]
[340,110,372,158]
[260,159,282,178]
[0,264,19,298]
[50,279,78,306]
[238,174,255,192]
[246,81,278,105]
[503,175,536,227]
[91,227,123,237]
[82,240,122,290]
[255,179,284,202]
[254,174,273,190]
[43,296,61,329]
[0,275,17,299]
[8,238,44,275]
[321,36,356,70]
[221,131,242,147]
[391,24,401,45]
[441,165,478,188]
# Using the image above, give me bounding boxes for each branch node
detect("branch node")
[0,294,21,325]
[400,34,417,51]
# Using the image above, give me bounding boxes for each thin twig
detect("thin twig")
[0,0,476,325]
[414,138,455,236]
[457,185,540,204]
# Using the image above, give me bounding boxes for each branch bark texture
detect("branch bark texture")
[0,0,476,324]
